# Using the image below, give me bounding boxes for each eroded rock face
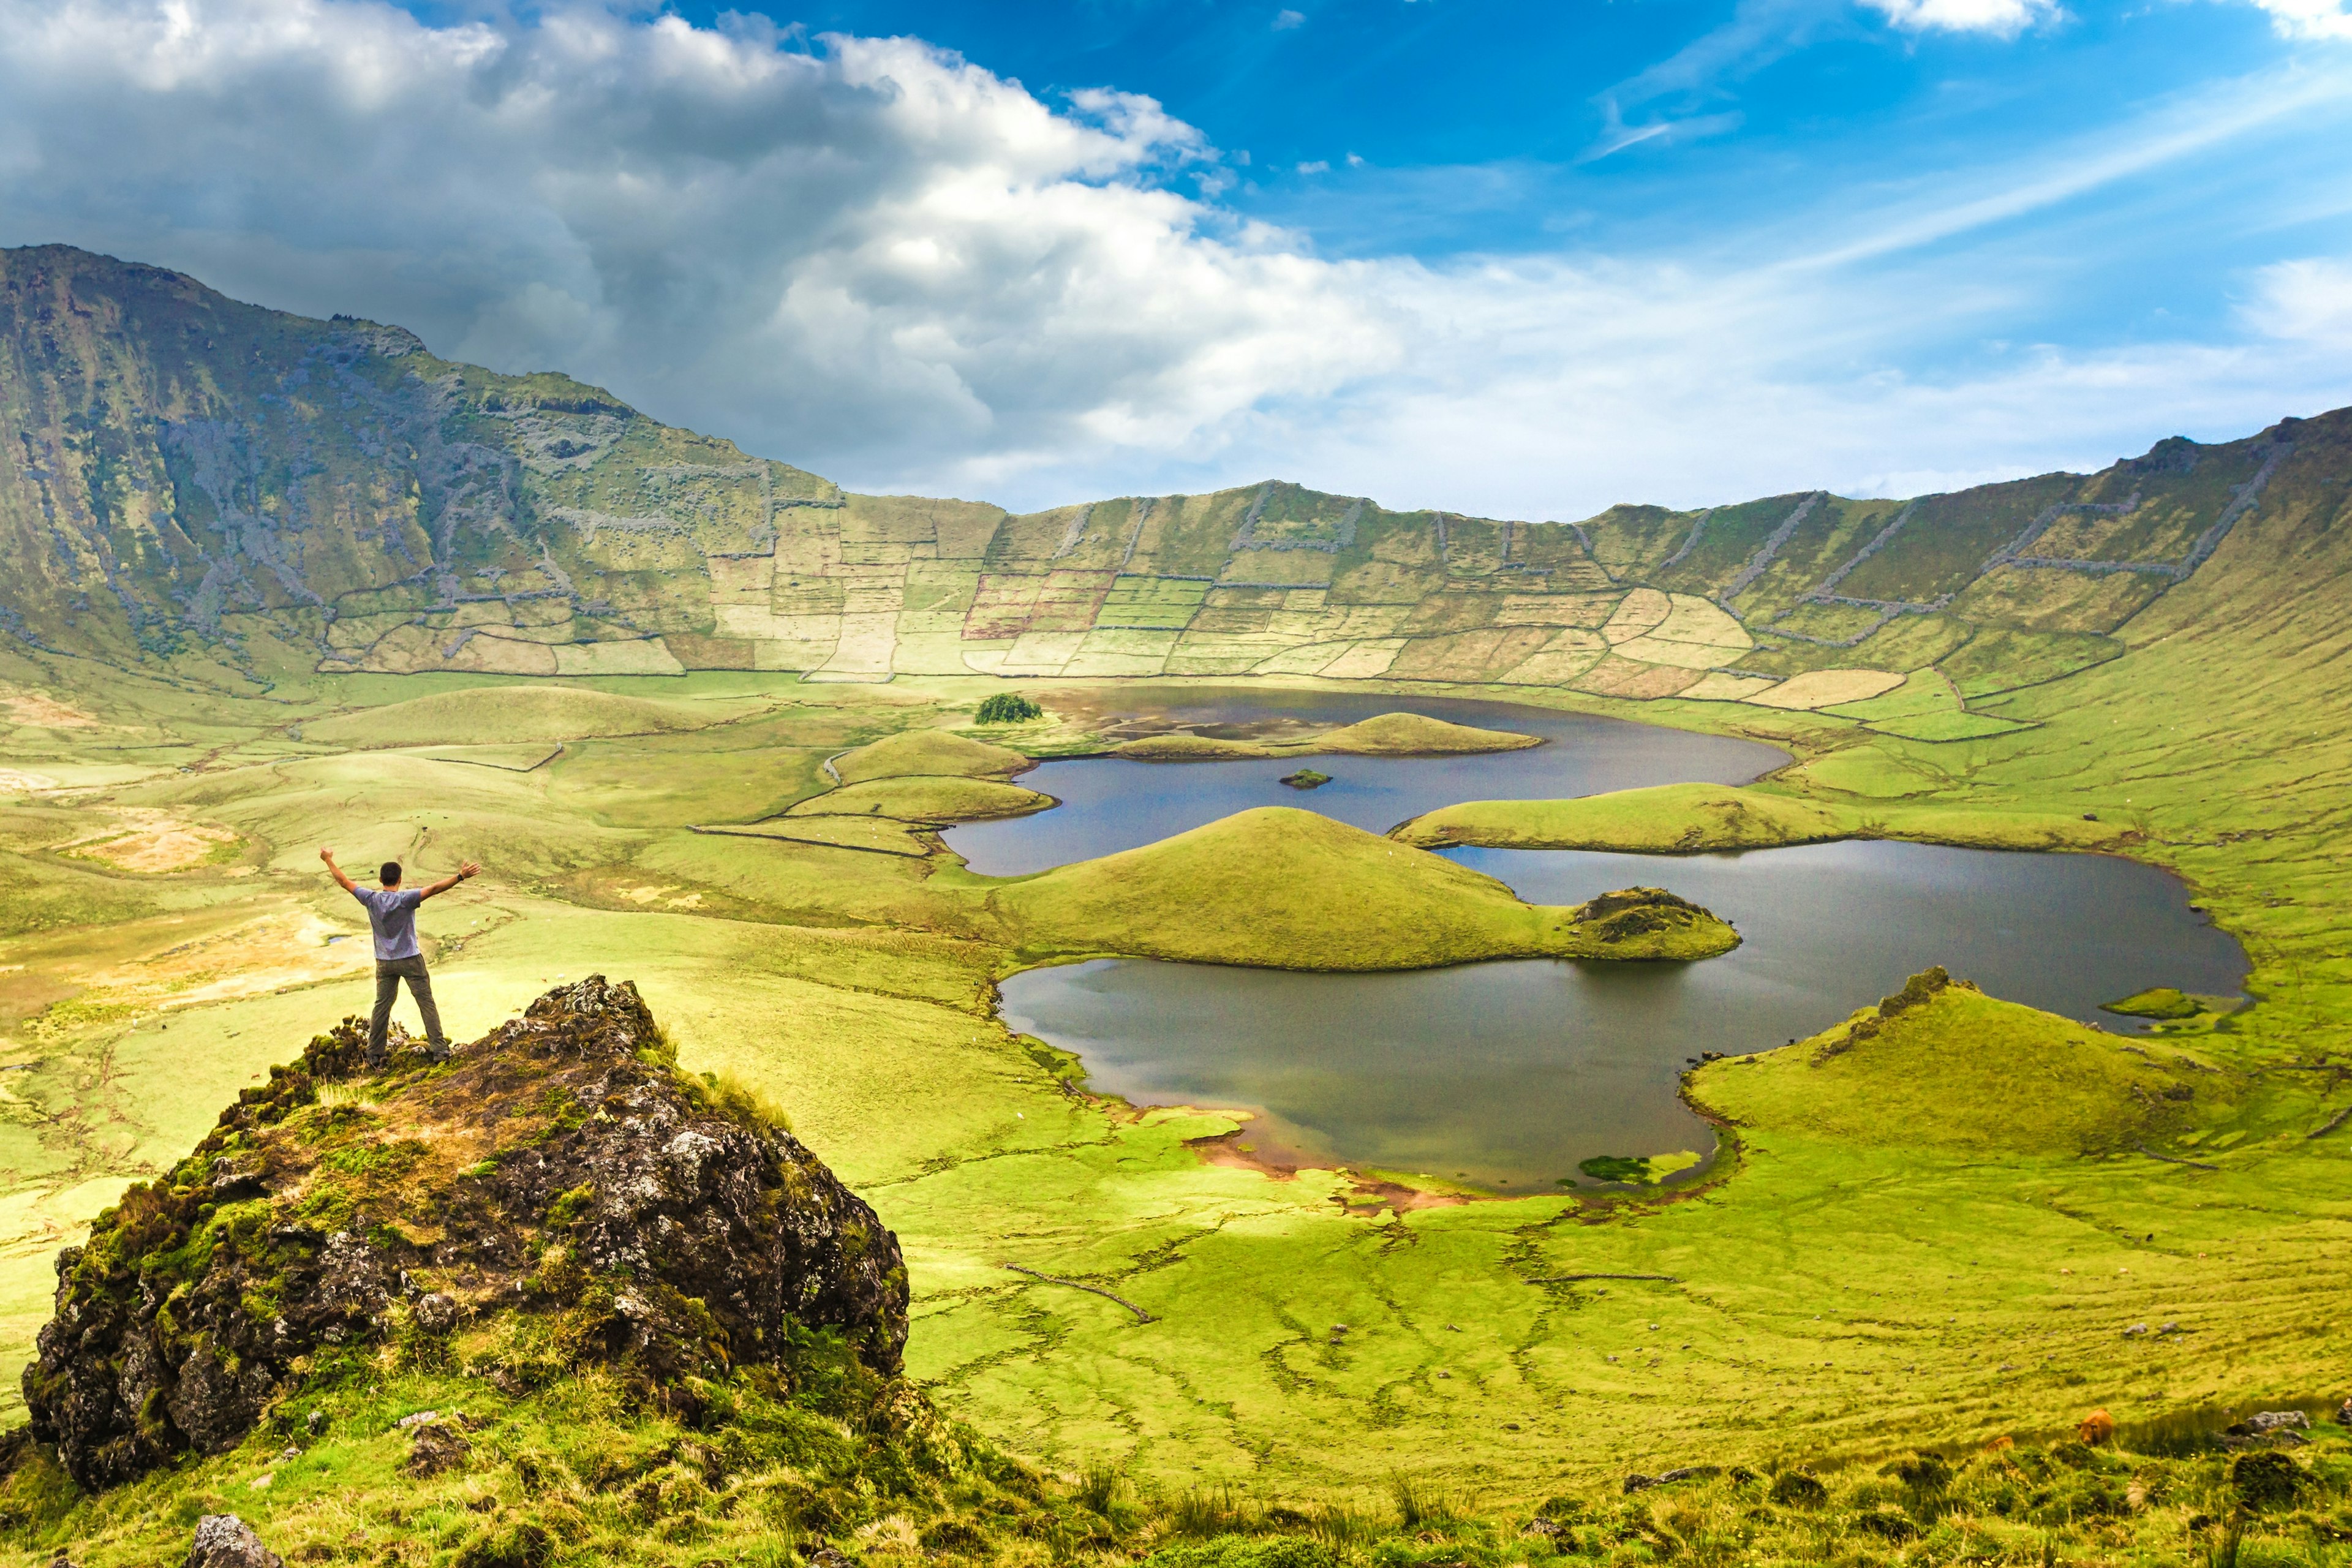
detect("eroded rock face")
[24,977,907,1491]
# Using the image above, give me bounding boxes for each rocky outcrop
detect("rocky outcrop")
[24,977,907,1491]
[1566,888,1740,957]
[1812,966,1975,1060]
[187,1515,283,1568]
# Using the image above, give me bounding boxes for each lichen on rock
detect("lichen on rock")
[23,976,907,1491]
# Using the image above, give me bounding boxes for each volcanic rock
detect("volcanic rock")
[24,977,907,1491]
[186,1515,283,1568]
[2230,1410,2312,1436]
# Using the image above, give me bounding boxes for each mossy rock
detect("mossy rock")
[2231,1450,2304,1510]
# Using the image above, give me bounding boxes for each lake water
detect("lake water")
[943,688,1786,876]
[976,690,2247,1191]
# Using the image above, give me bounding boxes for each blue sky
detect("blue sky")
[747,0,2342,331]
[0,0,2346,514]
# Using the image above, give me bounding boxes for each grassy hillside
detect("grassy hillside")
[786,775,1055,823]
[1395,781,2122,853]
[1109,711,1537,761]
[1314,712,1542,755]
[302,685,723,747]
[831,728,1032,783]
[1696,968,2221,1156]
[980,807,1735,968]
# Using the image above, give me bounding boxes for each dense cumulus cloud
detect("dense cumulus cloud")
[0,0,1392,494]
[0,0,2347,515]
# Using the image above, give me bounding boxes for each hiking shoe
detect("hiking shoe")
[426,1042,453,1063]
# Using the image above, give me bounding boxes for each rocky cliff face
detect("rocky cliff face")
[23,976,907,1491]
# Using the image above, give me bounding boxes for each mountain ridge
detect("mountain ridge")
[1,243,2341,725]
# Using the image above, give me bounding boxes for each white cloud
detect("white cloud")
[0,0,2345,519]
[2244,257,2352,347]
[0,0,1391,492]
[2241,0,2352,39]
[1859,0,2059,35]
[1273,9,1306,30]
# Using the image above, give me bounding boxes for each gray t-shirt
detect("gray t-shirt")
[353,886,425,962]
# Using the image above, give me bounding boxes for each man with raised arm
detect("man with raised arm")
[320,849,481,1069]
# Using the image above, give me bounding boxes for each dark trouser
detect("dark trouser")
[371,956,447,1065]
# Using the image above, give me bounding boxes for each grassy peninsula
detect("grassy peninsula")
[976,807,1736,969]
[1110,711,1540,761]
[1395,780,2124,854]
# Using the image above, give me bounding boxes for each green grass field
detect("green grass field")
[4,625,2352,1563]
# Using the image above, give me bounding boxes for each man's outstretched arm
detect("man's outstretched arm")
[319,848,358,894]
[418,861,482,900]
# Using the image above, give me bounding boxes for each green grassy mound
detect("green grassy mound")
[2103,986,2204,1020]
[1393,783,2121,854]
[787,775,1054,824]
[1695,968,2217,1156]
[1399,783,1847,852]
[1109,733,1275,760]
[987,808,1736,970]
[1312,712,1540,756]
[304,686,713,748]
[1110,714,1536,764]
[832,728,1031,785]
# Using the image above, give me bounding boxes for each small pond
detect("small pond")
[976,688,2247,1192]
[943,688,1785,876]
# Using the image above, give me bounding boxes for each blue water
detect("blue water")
[981,691,2247,1189]
[944,689,1785,875]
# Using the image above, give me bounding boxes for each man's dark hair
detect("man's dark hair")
[380,861,402,886]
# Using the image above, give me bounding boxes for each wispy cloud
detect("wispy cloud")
[1601,0,1847,118]
[1273,9,1306,30]
[1582,99,1745,162]
[1795,59,2352,271]
[1859,0,2060,36]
